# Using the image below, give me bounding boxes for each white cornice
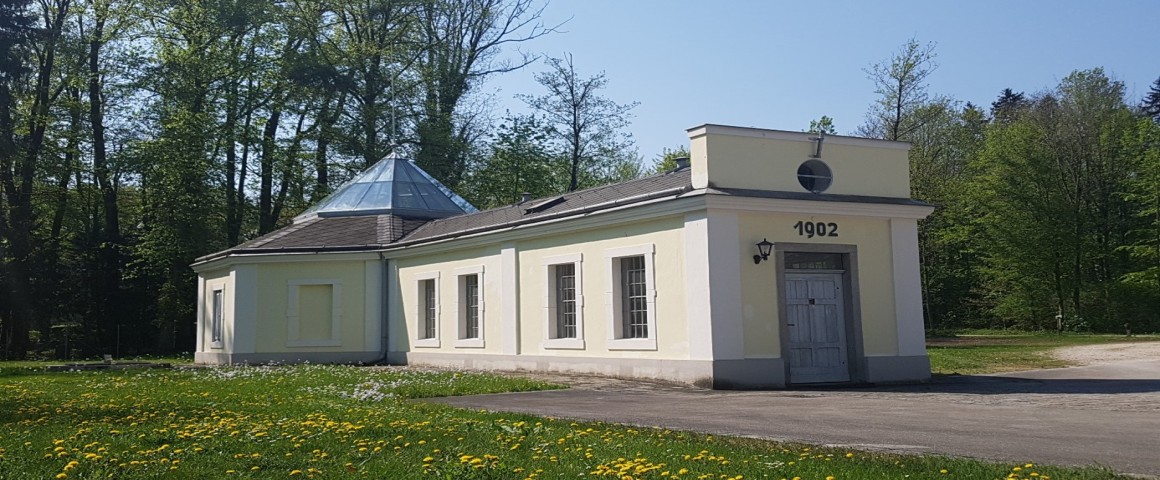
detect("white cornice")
[686,124,911,151]
[192,251,381,272]
[704,195,935,219]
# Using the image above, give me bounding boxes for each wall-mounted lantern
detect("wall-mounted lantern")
[753,238,774,264]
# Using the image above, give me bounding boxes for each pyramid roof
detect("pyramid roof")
[295,156,476,222]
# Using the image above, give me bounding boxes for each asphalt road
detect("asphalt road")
[430,359,1160,477]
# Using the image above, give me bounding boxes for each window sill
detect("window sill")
[413,338,440,348]
[542,338,585,350]
[287,339,342,348]
[454,338,485,349]
[607,338,657,351]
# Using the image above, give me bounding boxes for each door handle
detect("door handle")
[787,323,795,326]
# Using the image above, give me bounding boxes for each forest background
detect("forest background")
[1,0,1159,359]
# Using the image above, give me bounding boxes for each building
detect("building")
[192,124,935,388]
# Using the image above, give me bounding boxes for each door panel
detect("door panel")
[785,273,850,383]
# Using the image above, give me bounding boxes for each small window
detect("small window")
[554,263,578,338]
[604,245,657,351]
[797,159,832,193]
[784,252,845,270]
[543,253,585,350]
[413,272,440,347]
[462,274,480,339]
[420,279,437,339]
[454,266,485,348]
[211,289,223,346]
[620,256,648,339]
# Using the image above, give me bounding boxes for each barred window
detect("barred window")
[211,289,223,344]
[462,274,480,339]
[605,245,656,350]
[620,256,648,339]
[554,263,577,338]
[421,279,437,339]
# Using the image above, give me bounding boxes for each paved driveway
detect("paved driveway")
[429,359,1160,477]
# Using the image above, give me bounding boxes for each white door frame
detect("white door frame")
[774,243,865,385]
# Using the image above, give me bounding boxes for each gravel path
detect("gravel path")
[1052,340,1160,365]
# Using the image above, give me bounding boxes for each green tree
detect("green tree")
[650,145,689,174]
[1141,76,1160,122]
[518,54,640,192]
[807,116,836,135]
[1118,118,1160,332]
[1,0,70,359]
[413,0,554,190]
[463,113,560,209]
[990,88,1028,122]
[970,69,1142,331]
[857,38,947,141]
[907,102,988,330]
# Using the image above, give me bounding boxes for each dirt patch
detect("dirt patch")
[1053,341,1160,366]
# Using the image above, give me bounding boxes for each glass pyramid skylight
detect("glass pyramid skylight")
[295,156,477,222]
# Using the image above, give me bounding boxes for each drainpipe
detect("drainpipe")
[375,252,391,364]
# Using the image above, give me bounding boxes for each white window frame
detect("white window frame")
[454,265,485,348]
[209,285,225,349]
[286,279,343,347]
[413,271,441,348]
[604,244,657,351]
[542,253,585,350]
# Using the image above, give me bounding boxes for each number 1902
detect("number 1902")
[793,221,838,238]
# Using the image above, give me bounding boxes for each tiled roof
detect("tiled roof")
[399,169,693,243]
[226,215,427,253]
[194,168,694,263]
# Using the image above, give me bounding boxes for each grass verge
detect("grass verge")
[927,332,1159,375]
[0,364,1126,479]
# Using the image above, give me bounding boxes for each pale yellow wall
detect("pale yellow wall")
[736,211,898,358]
[252,261,369,353]
[199,268,233,353]
[690,127,910,198]
[517,215,688,359]
[391,215,688,359]
[394,247,503,352]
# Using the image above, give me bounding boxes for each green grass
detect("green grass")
[928,332,1160,375]
[0,365,1126,479]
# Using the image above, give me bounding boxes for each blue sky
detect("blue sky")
[483,0,1160,164]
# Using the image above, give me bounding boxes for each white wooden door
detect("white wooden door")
[785,273,850,383]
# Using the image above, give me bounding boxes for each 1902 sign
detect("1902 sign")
[792,221,838,238]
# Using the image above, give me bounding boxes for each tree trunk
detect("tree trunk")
[88,18,123,352]
[258,94,283,234]
[312,89,345,201]
[224,79,240,245]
